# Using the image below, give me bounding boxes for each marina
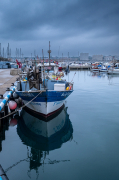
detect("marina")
[0,0,119,178]
[0,69,119,179]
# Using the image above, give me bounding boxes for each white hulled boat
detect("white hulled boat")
[15,65,73,117]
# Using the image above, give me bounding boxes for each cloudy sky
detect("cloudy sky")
[0,0,119,57]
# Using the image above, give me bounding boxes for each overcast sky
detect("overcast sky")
[0,0,119,57]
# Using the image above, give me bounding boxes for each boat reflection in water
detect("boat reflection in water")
[17,105,73,176]
[91,71,106,78]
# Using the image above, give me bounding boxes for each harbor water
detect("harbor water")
[0,70,119,180]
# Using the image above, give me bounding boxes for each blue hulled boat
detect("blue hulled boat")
[15,65,73,117]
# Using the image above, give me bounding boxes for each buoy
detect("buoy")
[66,86,69,90]
[8,100,17,110]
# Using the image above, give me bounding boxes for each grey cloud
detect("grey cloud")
[0,0,119,56]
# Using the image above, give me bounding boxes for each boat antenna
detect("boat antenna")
[42,49,45,89]
[71,72,76,82]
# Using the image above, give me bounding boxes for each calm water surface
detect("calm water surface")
[0,70,119,180]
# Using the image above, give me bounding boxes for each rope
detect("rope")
[70,72,76,82]
[0,91,42,120]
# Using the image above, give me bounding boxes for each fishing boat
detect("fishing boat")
[15,43,73,117]
[90,63,99,72]
[15,64,73,117]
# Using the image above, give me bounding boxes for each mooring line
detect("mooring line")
[0,91,42,120]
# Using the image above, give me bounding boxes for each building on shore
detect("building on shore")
[114,55,119,60]
[104,55,113,61]
[80,53,89,61]
[92,55,103,61]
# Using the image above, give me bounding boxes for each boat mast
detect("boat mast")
[48,41,51,66]
[42,49,45,89]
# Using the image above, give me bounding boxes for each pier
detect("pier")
[0,69,18,95]
[0,69,19,116]
[0,69,18,180]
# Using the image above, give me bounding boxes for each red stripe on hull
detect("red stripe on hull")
[23,104,65,122]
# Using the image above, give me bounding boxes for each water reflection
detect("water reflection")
[90,71,119,80]
[108,74,119,79]
[0,118,9,152]
[17,106,73,177]
[90,71,106,78]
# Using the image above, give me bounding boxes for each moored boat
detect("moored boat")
[99,66,108,72]
[15,66,73,117]
[107,68,119,74]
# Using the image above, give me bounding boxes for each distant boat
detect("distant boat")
[107,68,119,74]
[99,66,108,72]
[90,63,100,72]
[91,67,99,72]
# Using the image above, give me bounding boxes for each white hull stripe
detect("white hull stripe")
[23,100,64,115]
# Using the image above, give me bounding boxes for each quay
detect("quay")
[0,69,16,180]
[0,69,19,117]
[0,69,19,95]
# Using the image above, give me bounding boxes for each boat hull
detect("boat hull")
[107,69,119,74]
[99,69,108,72]
[91,68,99,72]
[16,90,73,116]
